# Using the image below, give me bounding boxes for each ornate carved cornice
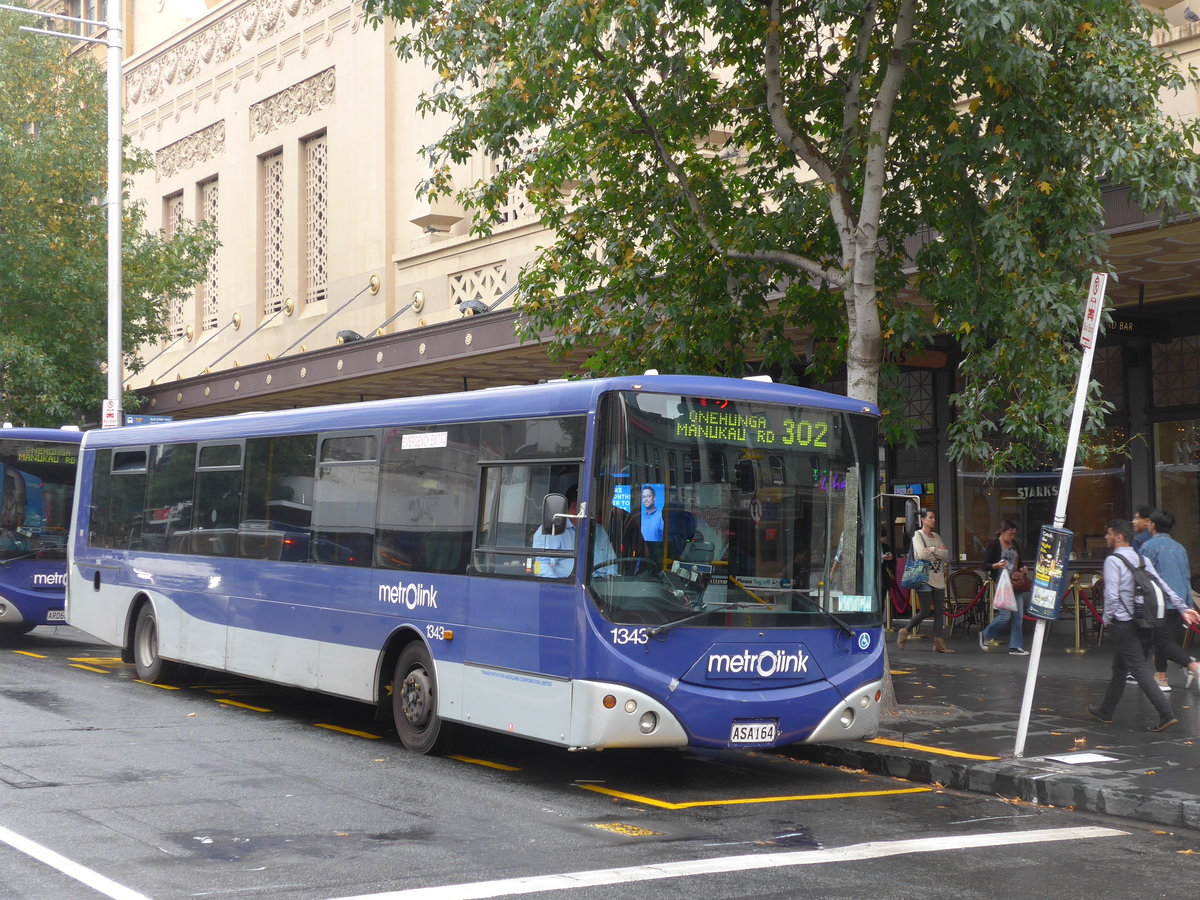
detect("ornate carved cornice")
[248,68,336,137]
[126,0,339,109]
[155,121,227,181]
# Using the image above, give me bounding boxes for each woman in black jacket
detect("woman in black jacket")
[979,520,1030,655]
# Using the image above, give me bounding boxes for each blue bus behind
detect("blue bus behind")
[67,375,884,751]
[0,427,82,636]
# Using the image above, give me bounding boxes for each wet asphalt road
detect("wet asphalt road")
[1,626,1197,899]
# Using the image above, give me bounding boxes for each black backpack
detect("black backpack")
[1113,552,1167,629]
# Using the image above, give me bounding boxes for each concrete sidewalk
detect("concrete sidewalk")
[787,622,1200,829]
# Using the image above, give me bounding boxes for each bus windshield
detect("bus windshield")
[0,438,78,561]
[588,390,878,629]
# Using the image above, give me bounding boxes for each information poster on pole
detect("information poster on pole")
[1027,526,1074,621]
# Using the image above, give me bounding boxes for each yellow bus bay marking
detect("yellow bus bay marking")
[69,664,110,674]
[67,657,126,665]
[448,755,522,772]
[314,723,382,739]
[133,680,181,690]
[215,699,271,713]
[592,823,663,837]
[13,650,46,659]
[867,737,1001,761]
[579,784,931,809]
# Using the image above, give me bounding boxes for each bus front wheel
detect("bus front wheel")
[393,643,450,754]
[133,604,181,684]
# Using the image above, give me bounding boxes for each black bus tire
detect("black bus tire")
[133,603,181,684]
[393,642,451,754]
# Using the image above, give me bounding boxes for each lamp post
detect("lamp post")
[0,1,123,428]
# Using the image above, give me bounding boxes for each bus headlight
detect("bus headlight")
[638,712,658,734]
[838,707,855,729]
[624,699,638,714]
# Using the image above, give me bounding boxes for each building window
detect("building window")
[198,177,219,331]
[1092,343,1125,414]
[1153,335,1200,409]
[66,0,106,37]
[955,462,1126,564]
[262,149,285,315]
[164,191,186,339]
[303,132,328,305]
[1154,419,1200,566]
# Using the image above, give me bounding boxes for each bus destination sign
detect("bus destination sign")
[675,408,830,449]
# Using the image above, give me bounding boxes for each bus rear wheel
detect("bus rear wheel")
[133,604,181,684]
[393,643,451,754]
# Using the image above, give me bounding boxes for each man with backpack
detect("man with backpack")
[1087,519,1200,733]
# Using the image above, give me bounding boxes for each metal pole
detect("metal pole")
[1013,273,1107,758]
[105,0,124,426]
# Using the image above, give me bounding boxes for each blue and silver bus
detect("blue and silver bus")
[0,426,82,637]
[67,375,883,751]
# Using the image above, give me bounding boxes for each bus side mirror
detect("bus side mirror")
[542,493,568,536]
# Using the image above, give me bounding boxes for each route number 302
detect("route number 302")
[610,627,648,645]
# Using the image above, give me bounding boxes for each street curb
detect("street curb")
[785,742,1200,830]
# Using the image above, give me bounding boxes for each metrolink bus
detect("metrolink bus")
[0,427,82,637]
[67,375,884,752]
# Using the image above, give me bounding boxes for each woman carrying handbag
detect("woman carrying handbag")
[897,509,954,653]
[979,519,1031,655]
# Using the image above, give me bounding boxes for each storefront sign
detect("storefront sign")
[1103,311,1171,344]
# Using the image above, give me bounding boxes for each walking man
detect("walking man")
[1087,519,1200,732]
[1131,505,1154,551]
[1141,510,1200,692]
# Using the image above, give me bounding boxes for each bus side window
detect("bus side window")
[107,449,148,551]
[376,423,480,574]
[311,433,377,567]
[239,434,315,561]
[143,443,197,554]
[193,444,243,557]
[473,463,578,577]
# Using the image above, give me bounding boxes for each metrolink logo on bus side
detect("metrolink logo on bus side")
[32,572,67,587]
[706,648,810,677]
[378,580,439,610]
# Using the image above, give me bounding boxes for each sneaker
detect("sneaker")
[1155,675,1172,693]
[1086,705,1113,724]
[979,632,988,652]
[1008,648,1030,656]
[1150,716,1179,733]
[1125,674,1137,684]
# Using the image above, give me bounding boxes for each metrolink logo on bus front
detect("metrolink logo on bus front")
[706,647,809,678]
[378,580,439,610]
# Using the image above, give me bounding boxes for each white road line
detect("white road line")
[329,826,1125,900]
[0,825,152,900]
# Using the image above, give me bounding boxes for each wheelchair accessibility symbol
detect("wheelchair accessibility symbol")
[857,632,871,651]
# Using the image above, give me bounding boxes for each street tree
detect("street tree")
[0,17,216,426]
[363,0,1200,471]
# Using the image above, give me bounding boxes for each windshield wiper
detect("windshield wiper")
[790,591,856,637]
[647,602,754,638]
[0,551,42,567]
